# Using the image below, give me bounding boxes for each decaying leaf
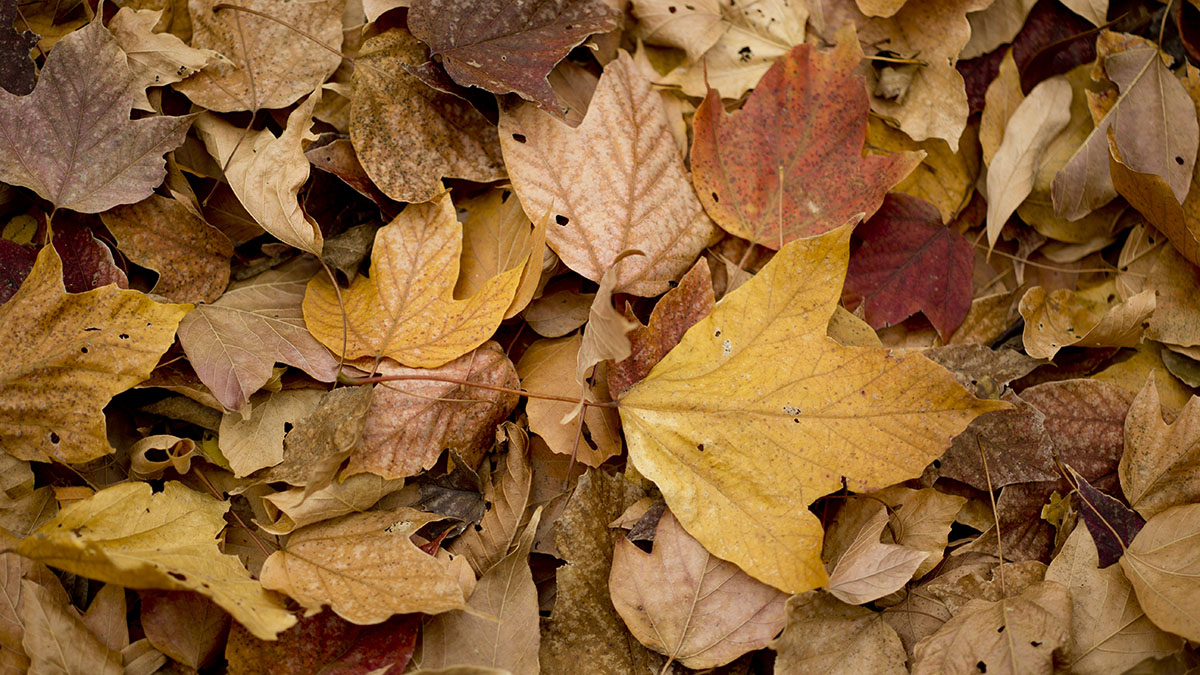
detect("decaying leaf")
[1018,284,1155,359]
[108,7,219,112]
[20,580,123,675]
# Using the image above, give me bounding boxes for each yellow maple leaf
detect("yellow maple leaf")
[16,481,296,640]
[0,245,191,463]
[303,192,524,366]
[617,224,1006,593]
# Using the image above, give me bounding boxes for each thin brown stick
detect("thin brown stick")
[978,437,1006,597]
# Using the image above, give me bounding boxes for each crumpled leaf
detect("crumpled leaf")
[194,90,323,256]
[1017,284,1155,359]
[0,0,39,95]
[843,194,974,339]
[175,0,343,112]
[353,342,519,479]
[260,508,466,624]
[1122,375,1200,518]
[874,486,965,579]
[409,0,619,117]
[350,28,506,204]
[770,591,907,674]
[108,7,219,112]
[618,224,1004,592]
[0,245,190,463]
[260,473,406,536]
[259,385,374,490]
[1119,503,1200,641]
[692,34,922,249]
[610,509,787,669]
[304,193,523,366]
[864,116,977,224]
[16,482,296,640]
[826,502,928,605]
[0,17,193,213]
[177,258,339,413]
[500,51,717,297]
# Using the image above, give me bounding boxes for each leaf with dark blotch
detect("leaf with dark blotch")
[843,195,974,339]
[691,36,921,249]
[0,18,194,213]
[0,0,38,95]
[408,0,620,117]
[1067,465,1145,568]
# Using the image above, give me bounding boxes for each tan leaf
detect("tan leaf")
[1120,503,1200,641]
[108,7,219,112]
[350,28,506,203]
[353,342,519,479]
[609,509,788,669]
[303,194,523,366]
[80,584,128,652]
[875,486,966,579]
[418,510,543,674]
[865,117,977,224]
[500,51,718,297]
[1045,525,1182,675]
[630,0,725,61]
[0,548,65,673]
[0,245,190,463]
[985,76,1073,248]
[980,49,1023,165]
[910,581,1071,675]
[771,591,907,675]
[1121,376,1200,517]
[1060,0,1107,25]
[826,502,928,605]
[1018,284,1155,359]
[260,508,466,623]
[961,0,1037,60]
[194,91,323,256]
[16,482,296,640]
[100,194,233,303]
[455,189,548,319]
[259,385,374,491]
[20,580,122,675]
[260,473,406,535]
[175,0,343,112]
[1144,242,1200,347]
[576,253,640,387]
[219,390,324,477]
[449,423,533,576]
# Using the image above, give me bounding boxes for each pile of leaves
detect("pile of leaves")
[2,0,1200,671]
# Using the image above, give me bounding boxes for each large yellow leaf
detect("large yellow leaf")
[15,482,296,640]
[0,246,190,463]
[303,193,523,366]
[618,224,1004,593]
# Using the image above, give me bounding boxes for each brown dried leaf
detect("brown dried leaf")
[449,423,533,576]
[1018,284,1155,359]
[219,390,324,477]
[826,502,928,605]
[139,591,230,671]
[108,7,218,112]
[1120,503,1200,641]
[771,591,907,675]
[1121,375,1200,518]
[20,580,122,675]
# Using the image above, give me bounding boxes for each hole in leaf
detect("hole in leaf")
[711,191,719,203]
[511,133,527,143]
[168,572,187,582]
[49,432,60,444]
[80,346,88,354]
[697,443,705,452]
[283,422,293,433]
[977,662,987,673]
[1031,641,1041,647]
[1177,156,1185,165]
[119,333,129,339]
[997,625,1005,633]
[555,214,570,226]
[668,5,676,11]
[932,459,942,469]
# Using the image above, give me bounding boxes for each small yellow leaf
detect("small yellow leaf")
[0,246,190,463]
[16,482,295,640]
[618,224,1004,593]
[303,193,523,366]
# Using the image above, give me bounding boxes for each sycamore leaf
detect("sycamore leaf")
[177,258,339,414]
[692,36,922,249]
[843,194,974,339]
[15,482,296,640]
[500,51,717,297]
[609,509,788,669]
[0,245,190,463]
[350,28,506,204]
[1045,525,1181,675]
[408,0,619,117]
[20,580,122,675]
[986,76,1073,248]
[108,7,219,112]
[195,91,323,256]
[304,193,523,366]
[0,0,38,95]
[825,502,928,605]
[911,581,1072,675]
[770,591,907,674]
[418,509,543,674]
[1119,503,1200,641]
[174,0,343,112]
[1018,284,1155,359]
[0,18,193,213]
[259,508,467,624]
[618,224,1004,593]
[1121,376,1200,517]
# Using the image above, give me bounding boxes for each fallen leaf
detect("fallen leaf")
[455,189,548,320]
[418,509,543,674]
[576,253,640,388]
[864,116,977,223]
[0,0,38,95]
[16,481,296,640]
[619,224,1003,592]
[1119,503,1200,641]
[448,422,533,576]
[20,580,122,675]
[260,508,466,624]
[303,193,523,366]
[1018,284,1155,359]
[630,0,725,61]
[770,591,907,675]
[260,473,407,535]
[175,0,343,112]
[1068,464,1144,567]
[843,194,974,339]
[985,75,1073,247]
[353,342,519,479]
[0,547,65,673]
[826,502,929,605]
[261,385,374,490]
[938,391,1057,490]
[139,591,230,670]
[0,245,190,463]
[0,17,193,213]
[609,509,788,669]
[961,0,1038,60]
[225,611,419,674]
[1060,0,1107,25]
[875,486,966,579]
[408,0,619,116]
[219,390,324,477]
[177,258,339,413]
[500,51,717,296]
[194,91,323,256]
[108,7,219,112]
[523,279,593,338]
[100,194,233,304]
[692,35,922,249]
[1122,376,1200,518]
[910,581,1071,675]
[350,28,506,204]
[1144,241,1200,347]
